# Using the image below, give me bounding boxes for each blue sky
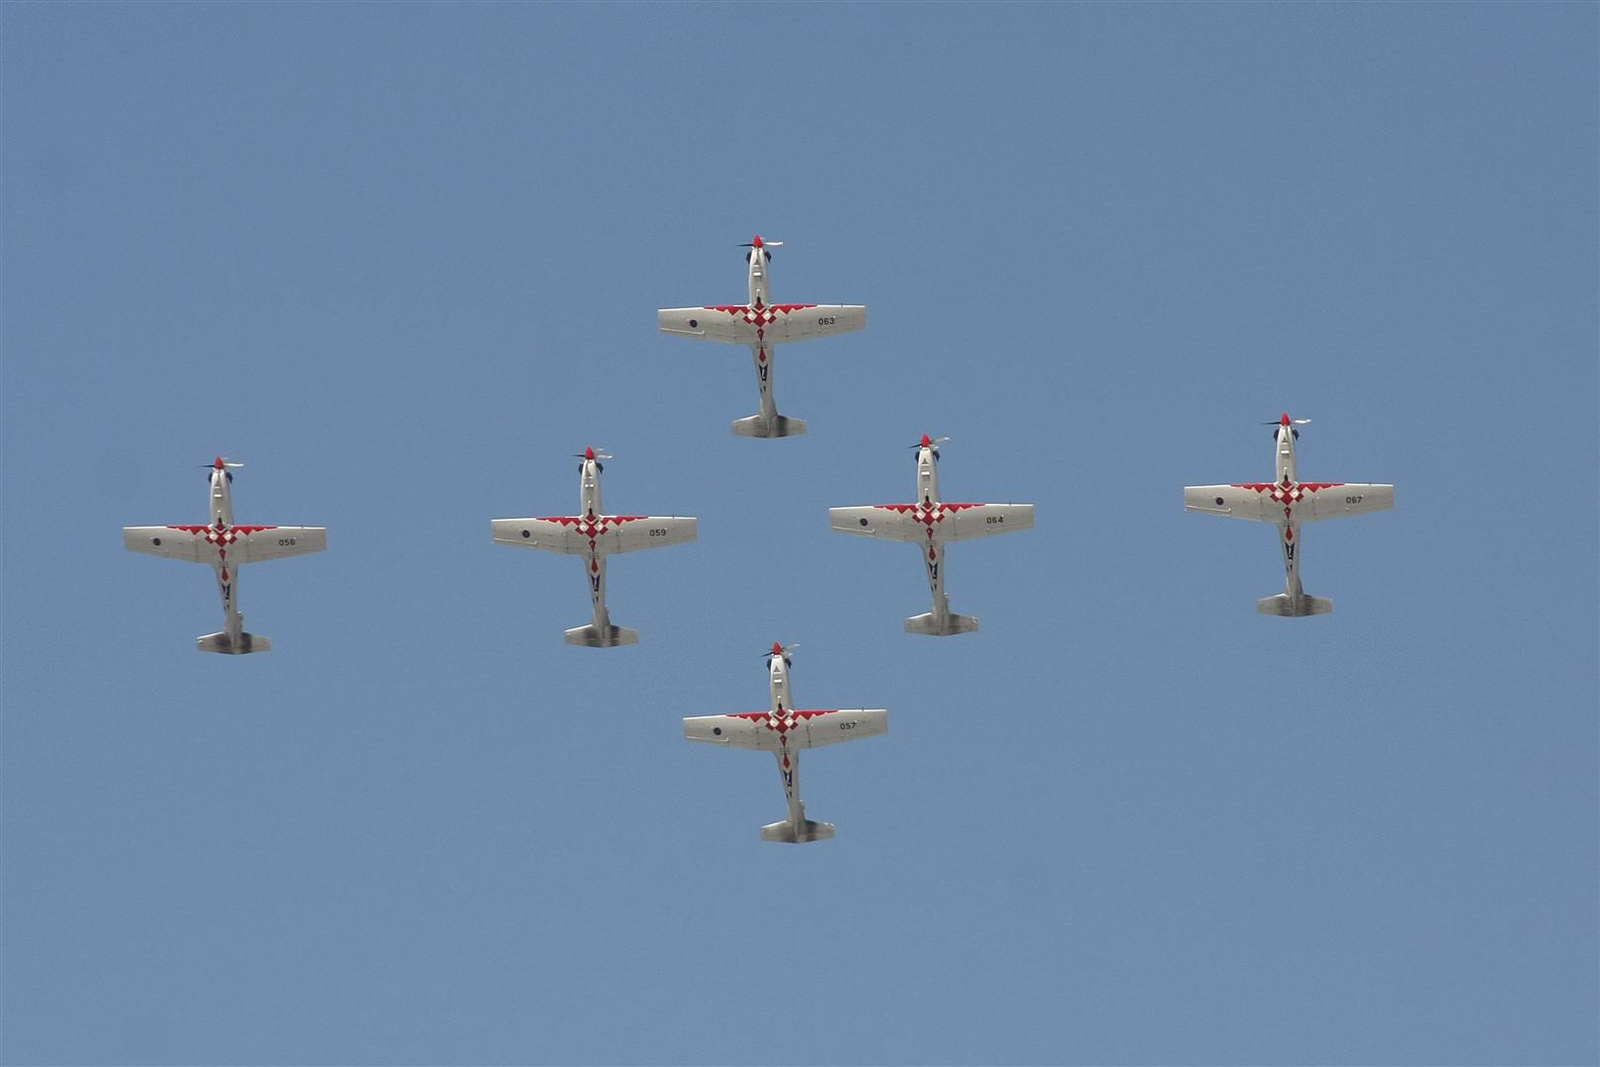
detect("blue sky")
[3,4,1595,1064]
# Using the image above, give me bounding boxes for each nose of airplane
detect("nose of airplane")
[752,235,763,249]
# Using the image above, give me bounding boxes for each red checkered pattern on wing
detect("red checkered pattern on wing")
[166,523,279,561]
[703,303,819,327]
[1229,481,1345,520]
[728,709,834,770]
[872,502,982,537]
[727,709,833,737]
[535,515,648,539]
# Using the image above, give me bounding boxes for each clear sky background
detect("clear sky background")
[3,4,1595,1065]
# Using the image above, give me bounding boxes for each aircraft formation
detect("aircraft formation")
[123,236,1395,843]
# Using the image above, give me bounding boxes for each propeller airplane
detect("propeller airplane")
[684,642,887,843]
[658,235,866,438]
[1183,413,1395,615]
[122,457,327,653]
[829,435,1035,635]
[491,448,697,646]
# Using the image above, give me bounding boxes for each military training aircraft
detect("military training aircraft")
[658,235,866,438]
[122,457,327,653]
[491,448,697,647]
[1183,413,1395,615]
[829,435,1035,635]
[684,642,887,843]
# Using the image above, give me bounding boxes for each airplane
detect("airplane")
[1183,413,1395,615]
[491,448,697,647]
[684,643,887,843]
[122,457,327,653]
[829,435,1035,635]
[657,235,866,438]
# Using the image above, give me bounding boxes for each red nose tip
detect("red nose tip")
[921,433,933,447]
[1281,413,1291,427]
[772,641,783,656]
[585,447,595,460]
[752,234,763,249]
[214,456,225,469]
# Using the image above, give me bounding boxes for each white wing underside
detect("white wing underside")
[828,503,1035,543]
[684,709,889,751]
[123,525,327,563]
[491,516,698,555]
[658,305,865,344]
[1183,484,1394,522]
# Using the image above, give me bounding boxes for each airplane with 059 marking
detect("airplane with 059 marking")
[122,457,327,654]
[658,235,865,438]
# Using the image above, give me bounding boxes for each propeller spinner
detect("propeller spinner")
[202,456,243,481]
[739,235,783,262]
[1263,414,1311,439]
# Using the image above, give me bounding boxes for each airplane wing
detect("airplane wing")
[937,503,1035,541]
[229,526,327,562]
[829,503,1035,542]
[829,506,924,542]
[607,516,698,554]
[492,517,589,554]
[684,709,889,750]
[1184,483,1394,522]
[658,304,866,344]
[493,515,698,555]
[1183,485,1280,521]
[124,526,210,561]
[760,305,866,343]
[123,525,326,563]
[1296,483,1395,521]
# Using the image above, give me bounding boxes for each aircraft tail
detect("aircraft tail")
[1256,593,1333,617]
[732,413,806,438]
[196,631,272,654]
[760,818,835,843]
[904,611,979,636]
[564,623,640,648]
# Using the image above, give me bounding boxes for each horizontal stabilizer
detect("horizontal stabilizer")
[732,413,806,438]
[564,623,639,648]
[904,611,979,636]
[196,631,271,654]
[760,818,835,844]
[1256,593,1333,617]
